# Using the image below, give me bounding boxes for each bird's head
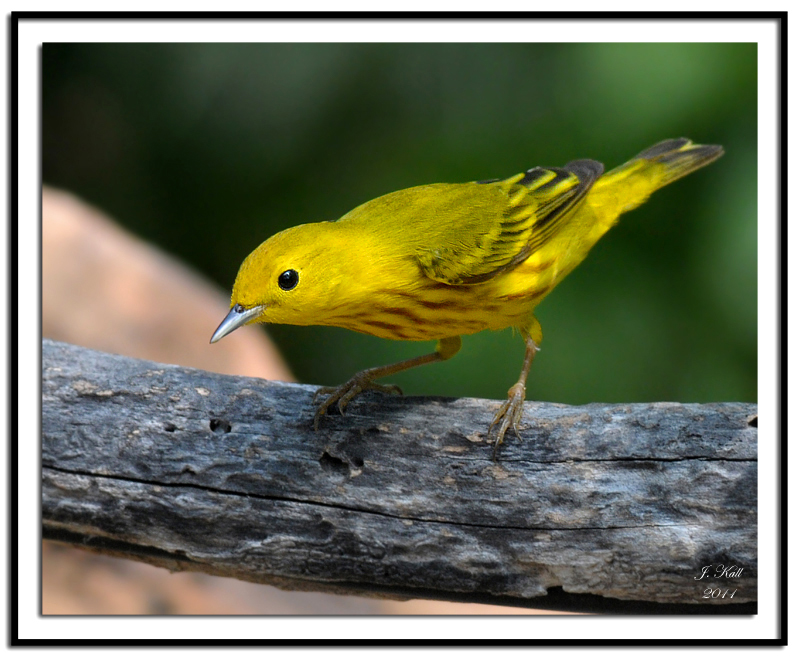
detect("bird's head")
[210,222,347,343]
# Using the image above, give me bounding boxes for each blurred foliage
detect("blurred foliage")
[42,42,757,404]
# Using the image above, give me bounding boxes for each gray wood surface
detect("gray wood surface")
[42,339,757,611]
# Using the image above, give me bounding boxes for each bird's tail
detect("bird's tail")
[588,138,724,219]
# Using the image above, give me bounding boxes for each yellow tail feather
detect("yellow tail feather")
[590,138,724,217]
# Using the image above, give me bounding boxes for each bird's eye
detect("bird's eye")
[278,269,299,291]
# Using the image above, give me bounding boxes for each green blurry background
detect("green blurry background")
[42,42,757,404]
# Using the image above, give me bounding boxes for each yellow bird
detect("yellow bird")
[211,138,723,457]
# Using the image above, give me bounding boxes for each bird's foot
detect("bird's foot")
[488,382,526,460]
[313,372,403,430]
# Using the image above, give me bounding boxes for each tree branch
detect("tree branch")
[41,339,757,612]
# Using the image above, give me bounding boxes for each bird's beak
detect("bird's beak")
[210,304,264,343]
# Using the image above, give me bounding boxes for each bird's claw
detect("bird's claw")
[489,383,526,460]
[313,375,403,430]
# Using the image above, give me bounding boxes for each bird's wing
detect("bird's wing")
[416,159,604,285]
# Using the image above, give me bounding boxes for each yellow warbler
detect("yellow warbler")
[212,138,723,457]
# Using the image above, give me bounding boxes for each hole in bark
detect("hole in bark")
[164,423,177,432]
[747,415,758,428]
[352,456,364,468]
[210,418,232,433]
[319,451,349,476]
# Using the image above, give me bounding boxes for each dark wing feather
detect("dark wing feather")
[416,158,604,285]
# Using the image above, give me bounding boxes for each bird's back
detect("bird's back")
[315,139,723,340]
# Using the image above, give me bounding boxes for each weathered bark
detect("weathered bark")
[41,339,757,612]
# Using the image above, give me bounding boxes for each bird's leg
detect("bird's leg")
[313,336,462,430]
[489,318,542,460]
